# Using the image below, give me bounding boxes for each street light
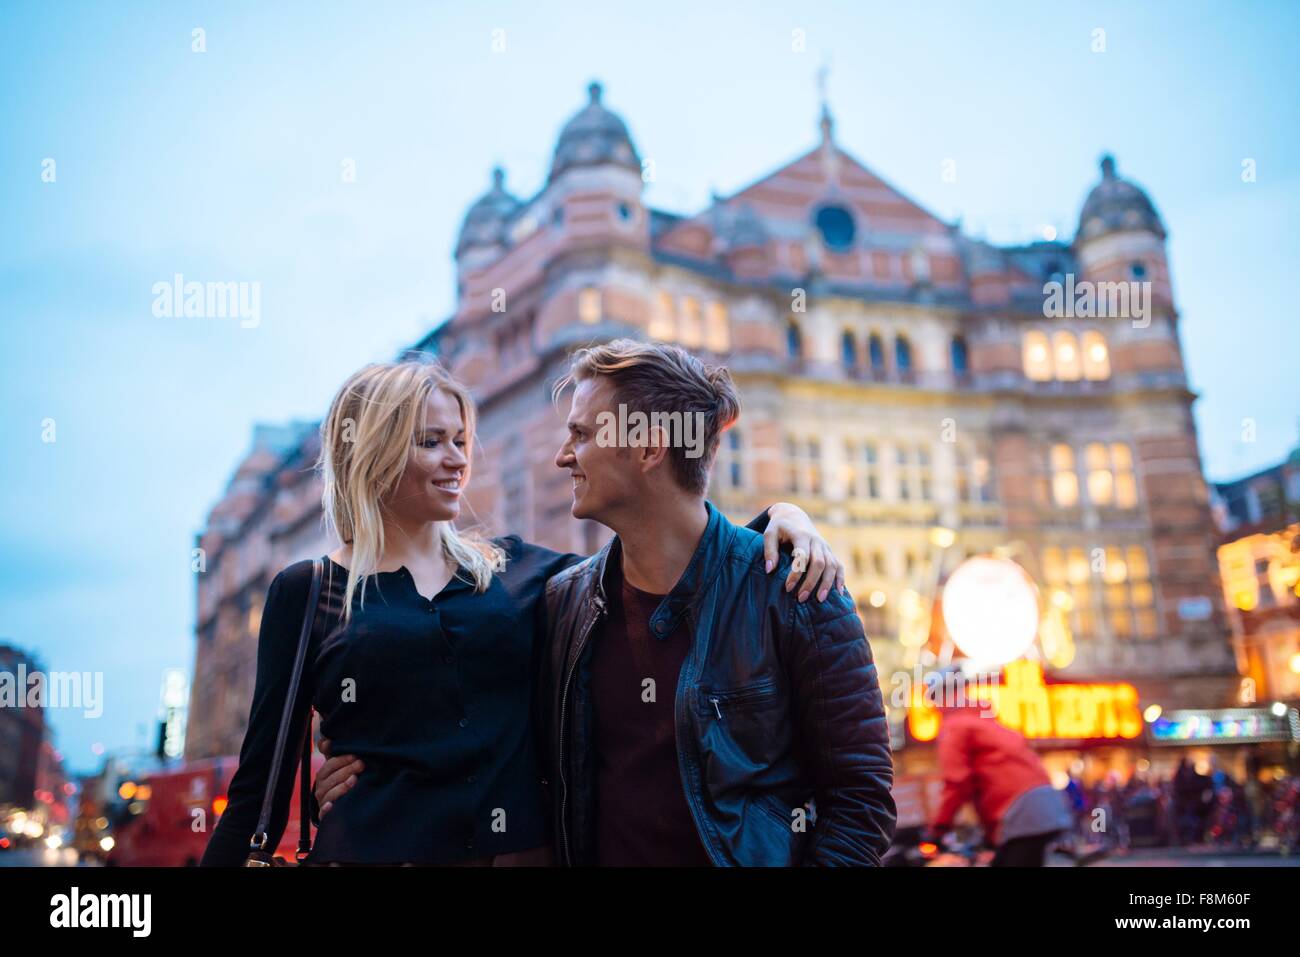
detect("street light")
[941,556,1039,665]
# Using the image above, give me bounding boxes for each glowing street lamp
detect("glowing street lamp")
[941,556,1040,665]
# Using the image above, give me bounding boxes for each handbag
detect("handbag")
[245,558,324,866]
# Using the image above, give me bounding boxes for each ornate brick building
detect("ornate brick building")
[186,82,1237,764]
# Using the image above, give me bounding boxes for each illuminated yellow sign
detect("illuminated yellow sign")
[908,660,1143,742]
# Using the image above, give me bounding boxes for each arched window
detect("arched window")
[704,301,730,352]
[868,333,885,374]
[1052,331,1081,381]
[649,291,675,341]
[1081,330,1110,380]
[894,335,913,374]
[678,297,703,348]
[841,330,858,372]
[786,320,803,361]
[578,287,601,324]
[1023,330,1051,381]
[950,335,969,375]
[1050,443,1079,506]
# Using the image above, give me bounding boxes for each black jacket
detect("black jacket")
[542,502,896,866]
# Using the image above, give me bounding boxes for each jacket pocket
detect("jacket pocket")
[697,679,779,717]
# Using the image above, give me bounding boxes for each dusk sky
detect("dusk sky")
[2,0,1297,774]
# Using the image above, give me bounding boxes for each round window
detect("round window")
[814,205,856,251]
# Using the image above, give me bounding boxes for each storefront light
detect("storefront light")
[1143,704,1162,723]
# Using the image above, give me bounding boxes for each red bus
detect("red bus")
[108,754,325,866]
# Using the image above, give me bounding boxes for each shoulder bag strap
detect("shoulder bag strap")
[248,558,323,861]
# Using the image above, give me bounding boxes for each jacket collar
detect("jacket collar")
[593,500,732,641]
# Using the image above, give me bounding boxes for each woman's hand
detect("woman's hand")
[762,502,847,603]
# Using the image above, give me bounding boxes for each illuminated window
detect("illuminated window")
[1043,547,1065,585]
[1052,331,1081,380]
[1128,546,1158,637]
[1050,543,1158,642]
[649,291,675,340]
[1112,443,1137,507]
[704,302,730,352]
[917,445,933,501]
[1066,547,1089,584]
[679,297,703,347]
[1082,330,1110,380]
[578,287,601,324]
[1050,443,1079,506]
[1085,442,1114,505]
[1084,441,1137,508]
[1023,331,1052,381]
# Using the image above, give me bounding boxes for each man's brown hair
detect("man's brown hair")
[553,338,741,496]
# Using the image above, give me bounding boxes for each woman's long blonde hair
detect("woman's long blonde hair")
[318,358,504,620]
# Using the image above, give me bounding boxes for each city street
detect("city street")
[1049,847,1300,867]
[3,845,1297,868]
[0,847,88,867]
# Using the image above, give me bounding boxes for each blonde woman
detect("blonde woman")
[200,358,842,866]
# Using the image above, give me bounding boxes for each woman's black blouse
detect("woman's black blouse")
[199,536,580,866]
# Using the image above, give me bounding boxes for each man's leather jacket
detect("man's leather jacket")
[541,502,896,866]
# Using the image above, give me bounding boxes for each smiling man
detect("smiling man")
[545,338,895,866]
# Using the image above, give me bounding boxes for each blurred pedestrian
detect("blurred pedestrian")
[924,669,1071,866]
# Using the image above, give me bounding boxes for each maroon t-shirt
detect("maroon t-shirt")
[590,565,713,866]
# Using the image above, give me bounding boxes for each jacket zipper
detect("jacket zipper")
[674,608,726,867]
[558,593,605,866]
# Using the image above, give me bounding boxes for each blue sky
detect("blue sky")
[1,0,1297,774]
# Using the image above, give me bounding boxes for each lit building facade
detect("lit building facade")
[1213,447,1300,710]
[187,83,1239,778]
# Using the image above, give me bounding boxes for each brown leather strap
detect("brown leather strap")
[249,558,323,859]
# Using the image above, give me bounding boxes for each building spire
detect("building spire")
[817,61,834,144]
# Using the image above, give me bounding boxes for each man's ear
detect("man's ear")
[638,425,671,474]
